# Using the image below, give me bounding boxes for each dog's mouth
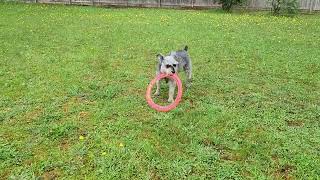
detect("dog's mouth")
[165,65,176,74]
[164,70,175,75]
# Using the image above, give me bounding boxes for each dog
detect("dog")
[154,45,192,103]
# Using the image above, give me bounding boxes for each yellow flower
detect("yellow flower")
[101,152,107,156]
[79,135,85,140]
[119,143,124,147]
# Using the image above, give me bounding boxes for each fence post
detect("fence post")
[192,0,194,8]
[308,0,311,12]
[159,0,161,7]
[311,0,316,12]
[308,0,313,12]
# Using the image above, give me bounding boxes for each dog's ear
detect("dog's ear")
[156,54,164,63]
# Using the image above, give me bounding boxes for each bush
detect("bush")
[271,0,299,15]
[218,0,245,11]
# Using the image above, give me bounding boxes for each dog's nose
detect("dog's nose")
[171,70,175,74]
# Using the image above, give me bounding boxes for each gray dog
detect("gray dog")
[154,46,192,102]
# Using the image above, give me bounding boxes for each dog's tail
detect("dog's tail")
[184,45,188,51]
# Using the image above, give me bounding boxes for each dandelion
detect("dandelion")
[79,135,85,140]
[119,143,124,147]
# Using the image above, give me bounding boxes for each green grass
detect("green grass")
[1,2,320,179]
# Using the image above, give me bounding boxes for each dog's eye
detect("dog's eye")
[165,65,170,68]
[173,64,177,67]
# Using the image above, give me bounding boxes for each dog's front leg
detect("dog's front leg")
[168,80,176,103]
[154,80,160,96]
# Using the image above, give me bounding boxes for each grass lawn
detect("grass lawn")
[0,2,320,179]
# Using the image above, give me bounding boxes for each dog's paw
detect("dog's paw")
[154,91,160,96]
[168,98,174,103]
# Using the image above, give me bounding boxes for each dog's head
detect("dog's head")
[157,54,178,75]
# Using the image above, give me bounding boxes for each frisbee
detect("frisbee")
[146,73,183,112]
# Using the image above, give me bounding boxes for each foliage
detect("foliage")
[271,0,299,15]
[218,0,245,11]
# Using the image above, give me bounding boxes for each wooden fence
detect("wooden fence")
[26,0,320,11]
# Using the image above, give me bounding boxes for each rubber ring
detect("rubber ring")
[146,73,183,112]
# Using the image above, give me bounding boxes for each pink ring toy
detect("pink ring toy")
[146,73,183,112]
